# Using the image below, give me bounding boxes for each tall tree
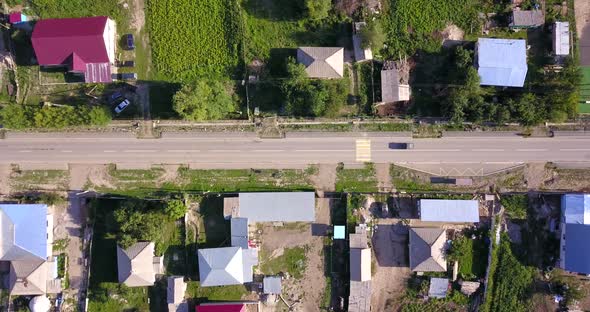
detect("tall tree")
[359,22,385,51]
[305,0,331,20]
[173,80,235,121]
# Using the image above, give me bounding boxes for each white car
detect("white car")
[114,99,130,114]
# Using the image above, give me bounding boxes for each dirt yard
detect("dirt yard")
[575,0,590,65]
[0,164,10,195]
[371,219,411,311]
[310,164,337,192]
[258,199,330,312]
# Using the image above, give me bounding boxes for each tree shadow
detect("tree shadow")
[242,0,305,21]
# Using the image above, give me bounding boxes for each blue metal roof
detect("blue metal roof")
[564,223,590,274]
[477,38,528,87]
[562,194,590,224]
[419,199,479,223]
[0,204,48,260]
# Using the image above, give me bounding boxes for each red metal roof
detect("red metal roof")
[9,12,22,24]
[32,16,110,68]
[196,304,245,312]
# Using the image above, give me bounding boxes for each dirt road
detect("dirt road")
[575,0,590,65]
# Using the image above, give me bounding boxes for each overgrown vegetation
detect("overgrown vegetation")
[447,228,489,280]
[172,80,237,121]
[399,275,470,312]
[147,0,243,81]
[335,163,378,192]
[500,195,528,219]
[259,246,308,279]
[0,104,112,129]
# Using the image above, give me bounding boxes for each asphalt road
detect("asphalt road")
[2,133,590,168]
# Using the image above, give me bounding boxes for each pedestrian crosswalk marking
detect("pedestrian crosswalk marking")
[356,139,371,162]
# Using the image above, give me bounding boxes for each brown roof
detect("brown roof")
[117,242,157,287]
[511,10,544,27]
[409,228,447,272]
[297,47,344,78]
[9,259,47,295]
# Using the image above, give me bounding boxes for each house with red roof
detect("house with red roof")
[31,16,116,83]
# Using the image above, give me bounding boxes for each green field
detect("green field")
[335,163,378,192]
[579,66,590,113]
[146,0,243,82]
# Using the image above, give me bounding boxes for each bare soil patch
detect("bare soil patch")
[310,164,337,192]
[575,0,590,65]
[0,164,11,195]
[375,163,392,192]
[72,165,114,190]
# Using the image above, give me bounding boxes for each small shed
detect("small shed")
[334,225,346,239]
[350,248,371,282]
[8,12,27,24]
[263,276,282,294]
[381,68,410,102]
[428,278,449,299]
[510,9,544,29]
[553,21,570,58]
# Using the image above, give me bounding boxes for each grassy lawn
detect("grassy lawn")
[259,246,308,279]
[10,169,69,190]
[335,163,378,192]
[176,167,315,192]
[87,199,149,311]
[580,67,590,108]
[449,229,489,281]
[185,281,248,305]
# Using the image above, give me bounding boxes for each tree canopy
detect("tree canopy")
[0,104,112,129]
[165,199,187,220]
[173,80,236,121]
[359,22,385,51]
[305,0,331,20]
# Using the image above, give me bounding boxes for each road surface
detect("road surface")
[2,133,590,168]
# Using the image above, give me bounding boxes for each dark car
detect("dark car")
[109,91,123,104]
[125,34,135,50]
[388,142,414,149]
[111,73,138,81]
[118,60,135,67]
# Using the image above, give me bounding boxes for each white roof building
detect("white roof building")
[553,22,570,57]
[476,38,528,87]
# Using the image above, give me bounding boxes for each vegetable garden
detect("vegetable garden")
[146,0,244,82]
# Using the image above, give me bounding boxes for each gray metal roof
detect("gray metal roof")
[554,22,570,56]
[562,194,590,224]
[231,217,249,249]
[9,259,47,295]
[563,223,590,274]
[117,242,156,287]
[350,248,371,281]
[409,228,447,272]
[419,199,479,223]
[349,280,371,312]
[263,276,282,294]
[167,276,186,304]
[428,278,449,298]
[297,47,344,78]
[0,204,48,261]
[198,247,254,287]
[477,38,527,87]
[238,192,316,222]
[511,10,544,27]
[381,69,410,102]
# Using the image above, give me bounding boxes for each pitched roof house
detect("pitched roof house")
[297,47,344,79]
[197,247,257,287]
[476,38,528,87]
[559,194,590,274]
[409,228,447,272]
[352,22,373,62]
[381,68,410,102]
[167,276,188,312]
[419,199,480,223]
[0,204,53,295]
[31,16,116,83]
[117,242,162,287]
[510,9,544,29]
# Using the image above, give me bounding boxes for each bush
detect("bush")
[88,106,112,126]
[0,104,112,129]
[173,80,236,121]
[165,199,187,220]
[500,195,528,220]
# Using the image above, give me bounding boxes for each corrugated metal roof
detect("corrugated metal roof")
[381,69,410,102]
[263,276,282,294]
[554,22,570,56]
[409,228,447,272]
[477,38,527,87]
[9,260,47,295]
[511,10,544,27]
[562,194,590,224]
[419,199,479,223]
[117,242,156,287]
[349,280,371,312]
[238,192,316,222]
[350,248,371,281]
[167,276,186,304]
[563,223,590,274]
[0,204,48,261]
[428,278,448,298]
[198,247,248,287]
[297,47,344,78]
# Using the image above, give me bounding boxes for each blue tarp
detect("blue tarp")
[419,199,479,223]
[477,38,528,87]
[564,223,590,274]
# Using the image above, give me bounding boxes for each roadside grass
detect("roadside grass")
[10,169,69,191]
[390,164,438,192]
[176,167,315,192]
[579,67,590,112]
[259,246,308,279]
[335,163,378,192]
[500,194,528,220]
[149,82,181,119]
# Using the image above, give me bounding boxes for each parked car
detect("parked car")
[114,99,131,114]
[125,34,135,50]
[109,91,123,104]
[388,142,414,149]
[117,60,135,67]
[111,73,138,81]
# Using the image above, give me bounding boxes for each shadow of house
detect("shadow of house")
[242,0,305,21]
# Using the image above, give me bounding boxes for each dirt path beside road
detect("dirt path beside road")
[575,0,590,65]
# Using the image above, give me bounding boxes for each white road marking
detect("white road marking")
[103,150,116,153]
[559,148,590,151]
[167,149,200,153]
[252,150,286,152]
[61,150,72,153]
[294,149,354,152]
[516,149,547,152]
[407,149,461,152]
[356,139,371,162]
[209,150,240,153]
[19,150,32,153]
[123,149,157,153]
